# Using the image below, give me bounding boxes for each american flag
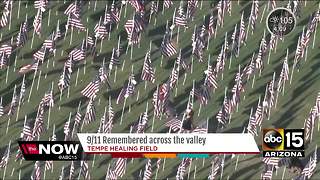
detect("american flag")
[69,161,75,180]
[40,89,54,108]
[84,98,96,125]
[243,56,255,77]
[85,35,96,56]
[21,121,33,141]
[54,23,61,40]
[113,158,127,178]
[31,161,41,180]
[161,28,177,57]
[104,1,120,24]
[186,0,198,18]
[216,96,230,128]
[69,47,85,62]
[33,10,42,35]
[43,33,56,53]
[109,48,120,70]
[18,60,38,73]
[208,157,222,180]
[169,62,179,89]
[58,166,65,180]
[247,111,258,136]
[163,0,173,9]
[249,0,259,33]
[16,21,28,47]
[0,143,10,168]
[204,65,218,89]
[135,112,148,133]
[304,107,317,143]
[165,117,182,132]
[141,51,155,83]
[255,36,267,70]
[150,1,159,15]
[224,0,232,16]
[98,66,110,87]
[81,76,101,99]
[100,104,114,134]
[33,47,46,63]
[0,97,3,117]
[192,25,206,62]
[253,103,263,126]
[116,74,137,104]
[94,21,108,39]
[66,14,85,31]
[7,86,18,116]
[142,159,152,180]
[64,1,80,18]
[34,0,48,12]
[261,168,273,180]
[208,13,216,38]
[63,118,70,141]
[32,108,45,138]
[125,14,145,45]
[230,24,239,57]
[72,108,82,137]
[193,85,210,105]
[81,161,90,180]
[0,52,7,69]
[128,0,144,12]
[176,158,192,180]
[216,1,224,27]
[230,73,243,111]
[45,131,56,171]
[58,65,71,91]
[301,147,317,179]
[0,0,11,28]
[239,11,246,45]
[315,92,320,115]
[262,157,279,168]
[277,55,289,92]
[0,44,12,57]
[215,44,227,73]
[152,87,162,117]
[106,168,117,180]
[174,4,188,27]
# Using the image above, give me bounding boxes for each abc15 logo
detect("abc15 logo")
[262,129,304,151]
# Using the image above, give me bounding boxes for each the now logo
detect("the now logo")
[39,144,79,155]
[18,141,83,161]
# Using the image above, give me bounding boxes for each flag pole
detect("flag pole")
[5,65,10,84]
[113,66,118,82]
[120,98,127,125]
[28,69,37,102]
[47,83,54,129]
[151,85,158,132]
[193,164,197,179]
[36,70,42,90]
[75,68,80,86]
[2,140,11,180]
[124,1,128,18]
[31,29,35,49]
[17,1,21,19]
[8,1,12,30]
[47,9,51,27]
[69,27,74,45]
[259,4,266,23]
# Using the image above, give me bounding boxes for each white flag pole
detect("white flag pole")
[28,70,38,102]
[47,9,51,27]
[36,70,42,90]
[17,1,21,19]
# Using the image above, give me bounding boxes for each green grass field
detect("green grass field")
[0,1,319,179]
